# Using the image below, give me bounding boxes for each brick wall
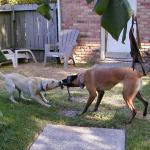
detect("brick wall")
[60,0,100,63]
[60,0,150,62]
[137,0,150,51]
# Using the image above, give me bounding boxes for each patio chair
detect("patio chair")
[14,49,37,67]
[1,49,37,67]
[44,29,79,68]
[1,49,16,67]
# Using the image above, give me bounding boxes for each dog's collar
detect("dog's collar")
[40,81,45,91]
[77,74,85,89]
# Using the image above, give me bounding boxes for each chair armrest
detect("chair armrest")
[15,49,37,63]
[45,43,59,53]
[1,49,14,55]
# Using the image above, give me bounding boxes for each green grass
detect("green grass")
[0,77,150,150]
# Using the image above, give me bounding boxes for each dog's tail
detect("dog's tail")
[0,72,5,80]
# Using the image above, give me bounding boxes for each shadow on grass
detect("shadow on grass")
[0,75,150,150]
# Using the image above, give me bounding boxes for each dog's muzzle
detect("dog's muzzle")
[62,75,78,87]
[62,78,73,87]
[59,81,64,89]
[62,74,84,89]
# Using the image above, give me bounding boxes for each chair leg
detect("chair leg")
[14,51,18,67]
[44,55,47,65]
[44,44,50,65]
[64,56,68,69]
[12,57,17,68]
[27,49,37,63]
[71,56,76,66]
[56,57,61,64]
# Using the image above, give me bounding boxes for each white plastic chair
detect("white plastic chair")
[44,29,79,68]
[15,49,37,67]
[1,49,37,67]
[1,49,16,67]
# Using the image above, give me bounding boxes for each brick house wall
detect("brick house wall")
[137,0,150,51]
[60,0,150,63]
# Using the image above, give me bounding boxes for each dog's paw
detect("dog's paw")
[11,100,18,104]
[76,113,82,117]
[91,108,98,112]
[44,100,49,103]
[68,96,76,102]
[76,111,85,117]
[45,104,51,108]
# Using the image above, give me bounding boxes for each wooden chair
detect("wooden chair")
[44,29,79,68]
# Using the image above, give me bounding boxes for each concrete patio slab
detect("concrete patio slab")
[29,124,125,150]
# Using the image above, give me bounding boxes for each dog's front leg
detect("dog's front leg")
[31,95,51,108]
[67,87,72,101]
[40,92,49,103]
[80,91,97,115]
[93,90,105,112]
[29,82,51,107]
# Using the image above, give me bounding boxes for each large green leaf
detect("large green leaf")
[86,0,94,4]
[0,111,3,117]
[0,51,7,63]
[86,0,133,42]
[38,0,132,43]
[37,0,51,20]
[94,0,110,15]
[101,0,133,41]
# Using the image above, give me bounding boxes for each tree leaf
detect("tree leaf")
[0,111,3,117]
[101,0,133,41]
[0,51,7,63]
[94,0,110,15]
[37,3,51,20]
[86,0,94,4]
[37,0,52,20]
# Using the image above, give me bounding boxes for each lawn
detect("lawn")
[0,63,150,150]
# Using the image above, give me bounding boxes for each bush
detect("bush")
[0,0,57,5]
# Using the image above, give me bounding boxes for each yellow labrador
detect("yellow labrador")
[0,72,62,107]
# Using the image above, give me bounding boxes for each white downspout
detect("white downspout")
[100,0,137,61]
[57,0,61,34]
[100,27,105,60]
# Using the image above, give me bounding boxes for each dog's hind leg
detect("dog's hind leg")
[125,99,137,123]
[136,91,148,117]
[16,87,31,101]
[5,80,18,103]
[122,80,141,123]
[93,90,105,112]
[16,88,21,98]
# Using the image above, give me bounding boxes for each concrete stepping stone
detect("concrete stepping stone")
[30,124,125,150]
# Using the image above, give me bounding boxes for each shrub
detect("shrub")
[0,0,57,5]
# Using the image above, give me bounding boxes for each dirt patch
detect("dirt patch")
[59,109,80,117]
[0,63,86,81]
[136,111,150,122]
